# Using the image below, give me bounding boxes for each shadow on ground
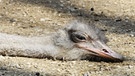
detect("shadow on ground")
[15,0,135,34]
[0,66,55,76]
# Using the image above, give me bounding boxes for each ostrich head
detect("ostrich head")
[53,21,124,62]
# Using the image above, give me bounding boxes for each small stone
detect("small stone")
[68,6,76,12]
[10,18,16,23]
[90,8,94,11]
[0,15,2,18]
[40,18,51,22]
[83,72,90,76]
[35,72,40,76]
[129,31,135,37]
[115,19,122,22]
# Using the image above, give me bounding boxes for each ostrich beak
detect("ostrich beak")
[76,40,124,62]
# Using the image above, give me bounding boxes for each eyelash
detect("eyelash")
[75,34,86,41]
[70,33,88,43]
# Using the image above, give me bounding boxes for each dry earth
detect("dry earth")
[0,0,135,76]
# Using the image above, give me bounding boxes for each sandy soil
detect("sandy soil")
[0,0,135,76]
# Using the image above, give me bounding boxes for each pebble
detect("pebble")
[0,55,5,60]
[129,31,135,37]
[40,18,51,22]
[83,72,90,76]
[68,6,76,12]
[35,72,40,76]
[0,15,2,18]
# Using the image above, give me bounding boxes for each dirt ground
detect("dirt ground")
[0,0,135,76]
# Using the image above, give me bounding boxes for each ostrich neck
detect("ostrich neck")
[0,33,59,58]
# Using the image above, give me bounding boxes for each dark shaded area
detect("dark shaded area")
[14,0,135,34]
[0,67,55,76]
[83,55,124,63]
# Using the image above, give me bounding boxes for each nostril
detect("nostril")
[102,49,109,53]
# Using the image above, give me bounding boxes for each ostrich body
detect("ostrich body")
[0,21,124,62]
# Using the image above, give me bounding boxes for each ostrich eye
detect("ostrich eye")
[70,32,87,43]
[75,34,86,40]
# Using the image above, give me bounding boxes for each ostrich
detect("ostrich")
[0,21,124,62]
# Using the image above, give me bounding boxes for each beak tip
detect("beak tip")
[112,54,124,62]
[100,51,124,62]
[118,55,125,61]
